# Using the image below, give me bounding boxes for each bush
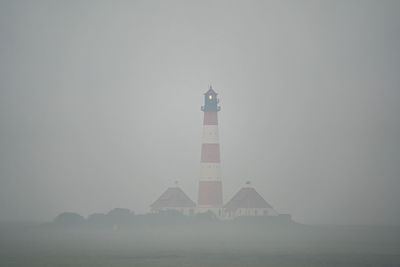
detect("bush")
[53,212,85,227]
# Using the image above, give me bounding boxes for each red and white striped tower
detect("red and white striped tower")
[197,86,223,215]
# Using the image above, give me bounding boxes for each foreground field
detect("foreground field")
[1,221,399,267]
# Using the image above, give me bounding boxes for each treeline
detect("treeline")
[50,208,219,230]
[50,208,295,231]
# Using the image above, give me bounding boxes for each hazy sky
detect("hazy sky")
[1,0,399,224]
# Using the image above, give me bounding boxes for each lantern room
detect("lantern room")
[201,86,221,112]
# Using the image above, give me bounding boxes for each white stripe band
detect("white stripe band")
[200,162,221,181]
[202,125,219,144]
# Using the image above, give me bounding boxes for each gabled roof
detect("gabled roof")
[151,187,196,209]
[224,187,272,212]
[205,86,217,96]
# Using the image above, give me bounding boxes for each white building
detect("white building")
[150,186,196,216]
[223,184,278,219]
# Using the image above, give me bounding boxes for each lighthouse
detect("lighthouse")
[150,87,284,220]
[197,86,223,216]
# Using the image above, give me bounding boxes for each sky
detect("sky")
[0,0,399,224]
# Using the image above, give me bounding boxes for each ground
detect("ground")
[1,221,399,267]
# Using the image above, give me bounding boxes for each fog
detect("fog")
[1,213,400,266]
[1,0,400,225]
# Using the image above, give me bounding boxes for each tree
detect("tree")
[53,212,85,227]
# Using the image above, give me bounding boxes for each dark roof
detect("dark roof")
[205,86,217,95]
[224,187,272,212]
[151,187,196,209]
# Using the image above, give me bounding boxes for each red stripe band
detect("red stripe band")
[198,181,223,206]
[201,143,220,163]
[203,112,218,125]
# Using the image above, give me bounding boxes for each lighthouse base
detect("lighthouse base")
[196,206,224,218]
[197,180,223,205]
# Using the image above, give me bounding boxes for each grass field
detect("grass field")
[1,222,400,267]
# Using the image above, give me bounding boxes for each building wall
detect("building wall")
[152,207,195,216]
[223,207,279,219]
[196,206,224,217]
[152,206,279,219]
